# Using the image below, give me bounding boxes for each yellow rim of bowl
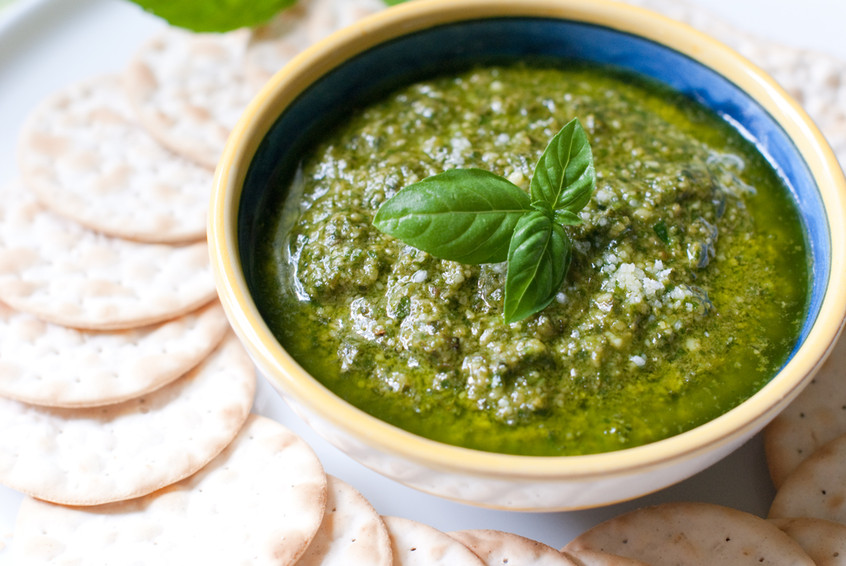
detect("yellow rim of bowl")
[210,0,846,481]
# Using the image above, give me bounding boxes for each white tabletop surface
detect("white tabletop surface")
[0,0,844,559]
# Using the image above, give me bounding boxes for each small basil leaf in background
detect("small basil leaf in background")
[126,0,297,32]
[653,220,671,244]
[383,0,409,4]
[554,209,582,226]
[530,118,596,213]
[373,168,532,264]
[503,210,572,323]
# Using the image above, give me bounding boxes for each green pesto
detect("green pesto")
[252,63,809,456]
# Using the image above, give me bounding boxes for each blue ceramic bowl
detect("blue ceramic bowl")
[210,0,846,509]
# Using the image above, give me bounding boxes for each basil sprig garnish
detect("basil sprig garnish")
[373,117,595,323]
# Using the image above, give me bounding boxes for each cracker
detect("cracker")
[769,433,846,523]
[0,179,217,330]
[296,475,392,566]
[0,333,255,505]
[0,299,228,408]
[10,414,327,565]
[560,549,651,566]
[449,529,577,565]
[763,334,846,487]
[17,74,212,243]
[564,501,814,565]
[245,0,384,89]
[123,28,256,169]
[771,517,846,566]
[384,516,485,566]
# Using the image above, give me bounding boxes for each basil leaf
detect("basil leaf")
[373,169,532,264]
[127,0,297,32]
[554,209,582,226]
[503,210,572,323]
[530,118,596,213]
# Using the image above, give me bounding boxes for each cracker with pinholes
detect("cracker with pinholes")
[771,517,846,566]
[560,549,650,566]
[564,502,814,565]
[384,516,485,566]
[0,333,254,506]
[0,179,217,330]
[123,28,257,169]
[10,414,326,566]
[17,74,212,243]
[0,299,228,408]
[764,333,846,488]
[449,529,577,565]
[769,432,846,523]
[245,0,384,90]
[296,475,392,566]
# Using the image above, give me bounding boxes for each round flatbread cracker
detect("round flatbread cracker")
[0,333,255,505]
[560,549,650,565]
[449,529,577,565]
[384,516,485,566]
[296,475,392,566]
[564,502,814,565]
[769,433,846,523]
[0,179,217,330]
[771,517,846,566]
[0,299,229,408]
[10,414,327,565]
[764,333,846,487]
[245,0,384,89]
[123,28,256,169]
[17,74,212,243]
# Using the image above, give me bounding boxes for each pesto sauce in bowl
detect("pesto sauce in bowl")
[253,63,809,456]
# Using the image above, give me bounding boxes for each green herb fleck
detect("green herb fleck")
[394,296,411,319]
[653,220,671,244]
[373,117,596,322]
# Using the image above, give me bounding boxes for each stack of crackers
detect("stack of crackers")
[0,0,396,562]
[0,1,585,563]
[2,0,846,563]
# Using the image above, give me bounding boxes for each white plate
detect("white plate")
[0,0,843,558]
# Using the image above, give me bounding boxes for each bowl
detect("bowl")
[209,0,846,510]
